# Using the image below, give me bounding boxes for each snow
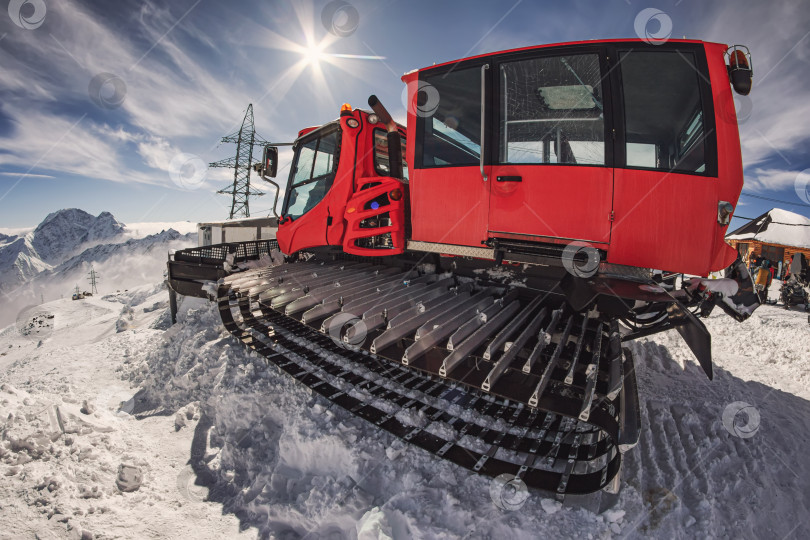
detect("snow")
[2,208,809,538]
[727,207,810,249]
[2,276,809,538]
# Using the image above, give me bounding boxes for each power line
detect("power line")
[740,191,810,208]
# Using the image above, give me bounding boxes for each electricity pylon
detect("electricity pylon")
[87,266,100,294]
[210,104,268,219]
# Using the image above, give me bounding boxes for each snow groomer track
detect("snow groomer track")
[216,258,641,496]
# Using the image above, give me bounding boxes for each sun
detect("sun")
[303,41,327,67]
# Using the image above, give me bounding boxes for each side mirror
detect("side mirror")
[262,145,278,178]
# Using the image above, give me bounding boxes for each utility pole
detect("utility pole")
[87,266,100,295]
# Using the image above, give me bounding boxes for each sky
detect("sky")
[1,0,809,230]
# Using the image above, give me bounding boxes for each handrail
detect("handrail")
[172,239,279,265]
[480,63,489,182]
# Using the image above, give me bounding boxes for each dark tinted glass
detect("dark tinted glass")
[620,50,706,173]
[418,67,481,167]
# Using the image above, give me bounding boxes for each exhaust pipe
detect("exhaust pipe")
[368,95,403,180]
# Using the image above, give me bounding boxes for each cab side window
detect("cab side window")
[619,50,708,174]
[498,53,605,166]
[417,67,481,168]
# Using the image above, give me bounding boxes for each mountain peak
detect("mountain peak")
[30,209,126,264]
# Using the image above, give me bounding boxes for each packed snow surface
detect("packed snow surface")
[2,275,809,539]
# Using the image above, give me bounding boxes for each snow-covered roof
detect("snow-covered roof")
[727,208,810,249]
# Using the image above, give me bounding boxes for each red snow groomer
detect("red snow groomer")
[215,39,757,497]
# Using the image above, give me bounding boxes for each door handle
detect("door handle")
[496,176,522,182]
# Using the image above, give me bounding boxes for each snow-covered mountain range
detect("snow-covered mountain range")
[0,209,195,328]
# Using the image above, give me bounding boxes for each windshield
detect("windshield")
[283,126,340,220]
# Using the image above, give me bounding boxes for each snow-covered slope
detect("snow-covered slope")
[1,283,809,539]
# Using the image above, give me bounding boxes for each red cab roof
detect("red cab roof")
[402,38,722,81]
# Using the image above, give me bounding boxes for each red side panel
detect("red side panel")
[342,177,406,256]
[487,164,612,245]
[705,41,744,272]
[608,169,716,274]
[409,166,490,247]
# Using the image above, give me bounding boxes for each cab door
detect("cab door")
[409,61,491,247]
[608,44,719,275]
[488,49,614,247]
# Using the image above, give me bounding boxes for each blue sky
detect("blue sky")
[1,0,809,229]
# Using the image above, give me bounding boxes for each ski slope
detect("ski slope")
[0,281,808,539]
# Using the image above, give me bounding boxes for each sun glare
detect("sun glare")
[303,42,326,66]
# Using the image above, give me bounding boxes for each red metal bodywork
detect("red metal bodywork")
[280,39,744,278]
[402,39,744,276]
[276,109,407,257]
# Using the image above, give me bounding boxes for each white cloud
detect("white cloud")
[744,167,804,192]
